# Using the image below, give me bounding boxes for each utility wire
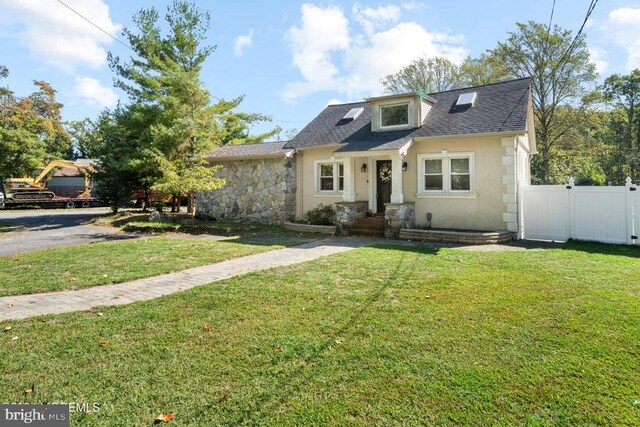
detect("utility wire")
[55,0,134,54]
[545,0,556,46]
[554,0,599,71]
[55,0,226,101]
[54,0,324,130]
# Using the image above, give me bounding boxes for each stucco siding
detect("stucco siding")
[408,136,506,231]
[297,147,369,218]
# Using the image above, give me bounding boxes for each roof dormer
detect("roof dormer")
[368,93,437,132]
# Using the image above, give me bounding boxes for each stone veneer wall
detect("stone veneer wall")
[335,201,368,235]
[384,202,416,239]
[197,157,296,224]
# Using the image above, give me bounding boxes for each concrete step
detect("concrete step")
[350,229,385,236]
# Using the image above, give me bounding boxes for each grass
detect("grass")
[0,236,294,296]
[92,211,314,238]
[1,241,639,425]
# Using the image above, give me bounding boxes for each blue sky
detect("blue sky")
[0,0,638,138]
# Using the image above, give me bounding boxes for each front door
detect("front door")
[376,160,392,213]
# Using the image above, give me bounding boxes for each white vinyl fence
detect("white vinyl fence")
[520,177,639,245]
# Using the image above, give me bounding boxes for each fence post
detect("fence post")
[566,177,575,240]
[626,177,636,245]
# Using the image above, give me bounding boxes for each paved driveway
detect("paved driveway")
[0,208,139,256]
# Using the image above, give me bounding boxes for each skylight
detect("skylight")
[342,107,364,121]
[456,92,477,107]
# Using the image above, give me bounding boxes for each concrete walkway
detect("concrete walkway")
[0,237,377,321]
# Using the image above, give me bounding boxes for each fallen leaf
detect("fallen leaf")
[11,336,18,341]
[98,341,111,347]
[2,326,12,332]
[154,412,176,423]
[335,339,343,345]
[5,304,13,308]
[25,384,34,394]
[274,346,283,353]
[97,312,104,317]
[67,277,78,283]
[102,274,108,278]
[202,326,212,332]
[218,395,229,402]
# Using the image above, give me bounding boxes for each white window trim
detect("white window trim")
[314,159,344,195]
[379,102,410,130]
[417,151,475,195]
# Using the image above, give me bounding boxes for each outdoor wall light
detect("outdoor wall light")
[361,163,367,173]
[402,162,408,171]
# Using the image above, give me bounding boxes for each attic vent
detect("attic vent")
[456,92,477,107]
[343,107,364,121]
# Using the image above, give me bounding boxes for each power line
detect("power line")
[55,0,134,54]
[545,0,556,46]
[555,0,599,71]
[54,0,224,102]
[54,0,303,130]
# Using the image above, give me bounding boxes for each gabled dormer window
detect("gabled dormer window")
[380,103,409,129]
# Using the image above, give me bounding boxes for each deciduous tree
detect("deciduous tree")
[490,21,597,183]
[381,57,463,94]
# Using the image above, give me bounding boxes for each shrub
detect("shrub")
[305,204,336,226]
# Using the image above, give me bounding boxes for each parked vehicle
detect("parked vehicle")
[1,159,101,209]
[4,160,94,201]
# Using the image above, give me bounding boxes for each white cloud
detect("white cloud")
[353,4,401,35]
[74,76,118,108]
[282,4,350,101]
[0,0,121,71]
[605,7,640,71]
[588,47,608,74]
[327,98,345,106]
[234,29,254,57]
[281,3,467,102]
[401,2,428,11]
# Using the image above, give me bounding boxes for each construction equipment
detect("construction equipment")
[4,160,95,201]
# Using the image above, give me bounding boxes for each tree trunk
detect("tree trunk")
[171,193,177,213]
[187,191,196,216]
[142,187,150,212]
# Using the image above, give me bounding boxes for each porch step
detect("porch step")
[354,217,385,225]
[350,216,385,237]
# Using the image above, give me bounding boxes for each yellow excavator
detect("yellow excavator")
[4,160,95,201]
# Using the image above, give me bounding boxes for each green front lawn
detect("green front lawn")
[0,236,293,296]
[1,242,639,425]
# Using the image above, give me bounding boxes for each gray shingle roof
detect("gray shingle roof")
[284,77,531,153]
[206,141,292,160]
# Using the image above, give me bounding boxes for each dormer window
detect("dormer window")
[380,103,409,129]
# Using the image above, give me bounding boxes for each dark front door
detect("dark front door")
[376,160,392,213]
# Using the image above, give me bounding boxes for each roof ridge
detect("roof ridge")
[427,76,531,95]
[326,100,367,107]
[218,140,289,147]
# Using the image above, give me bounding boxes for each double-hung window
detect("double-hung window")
[316,161,344,193]
[418,152,474,194]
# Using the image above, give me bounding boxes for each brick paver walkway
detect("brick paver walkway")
[0,237,377,321]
